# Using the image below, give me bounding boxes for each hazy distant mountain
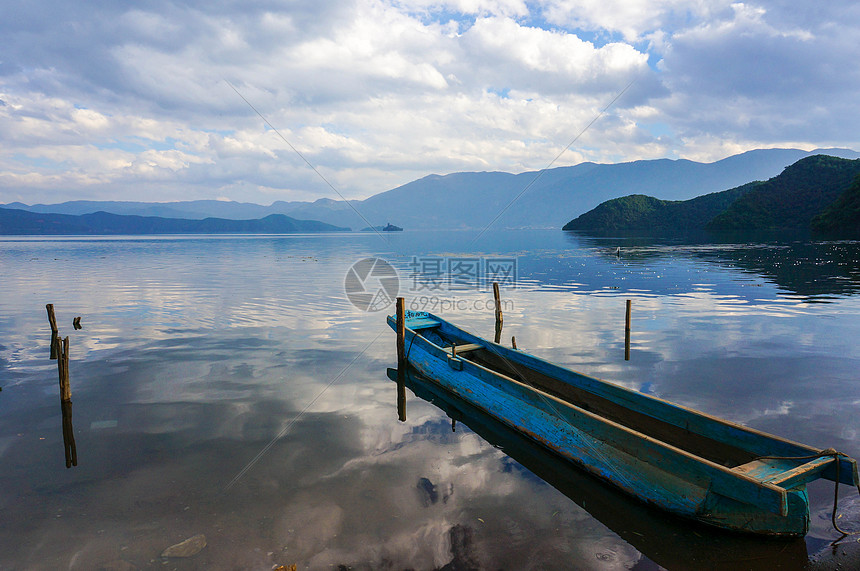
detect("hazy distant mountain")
[2,199,310,220]
[562,155,860,237]
[6,148,858,229]
[268,146,859,229]
[0,208,349,235]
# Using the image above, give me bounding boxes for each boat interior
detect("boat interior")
[413,322,764,471]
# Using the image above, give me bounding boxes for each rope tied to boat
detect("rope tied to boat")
[405,331,418,362]
[755,448,860,540]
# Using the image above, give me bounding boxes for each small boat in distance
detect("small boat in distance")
[386,310,859,537]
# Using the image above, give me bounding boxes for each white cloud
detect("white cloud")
[395,0,529,18]
[0,0,857,204]
[461,16,647,88]
[656,0,860,151]
[539,0,733,42]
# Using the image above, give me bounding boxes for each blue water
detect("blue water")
[1,230,859,569]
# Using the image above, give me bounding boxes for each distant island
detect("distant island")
[361,223,403,232]
[0,207,350,235]
[563,155,860,237]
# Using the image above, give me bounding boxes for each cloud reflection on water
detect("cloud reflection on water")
[0,232,859,568]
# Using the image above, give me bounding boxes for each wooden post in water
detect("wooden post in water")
[57,335,77,467]
[47,309,77,467]
[58,336,71,402]
[396,371,407,422]
[396,297,406,370]
[511,336,517,350]
[46,304,59,359]
[493,282,503,344]
[624,299,632,361]
[61,400,78,467]
[395,297,407,422]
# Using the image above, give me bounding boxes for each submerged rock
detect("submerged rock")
[160,534,207,558]
[416,477,438,507]
[440,524,480,570]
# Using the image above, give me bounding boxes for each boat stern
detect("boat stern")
[696,484,809,537]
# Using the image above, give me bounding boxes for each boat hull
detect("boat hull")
[383,313,849,537]
[405,338,808,535]
[388,367,811,566]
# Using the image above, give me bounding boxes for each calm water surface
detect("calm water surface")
[1,230,859,570]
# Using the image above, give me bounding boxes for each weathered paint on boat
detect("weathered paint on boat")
[387,311,859,537]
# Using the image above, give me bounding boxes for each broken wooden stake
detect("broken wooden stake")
[46,304,59,359]
[57,335,77,467]
[61,400,78,468]
[58,336,71,402]
[46,307,77,467]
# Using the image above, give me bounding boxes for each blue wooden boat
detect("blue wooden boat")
[387,310,859,537]
[385,367,810,565]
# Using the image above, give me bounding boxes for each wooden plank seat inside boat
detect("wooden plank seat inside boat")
[732,455,836,488]
[466,349,758,469]
[445,343,482,355]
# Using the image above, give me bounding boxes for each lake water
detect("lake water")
[1,230,859,570]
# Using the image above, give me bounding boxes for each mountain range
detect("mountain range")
[5,147,859,231]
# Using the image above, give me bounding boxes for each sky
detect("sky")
[1,0,858,205]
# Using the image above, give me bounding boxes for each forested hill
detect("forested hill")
[706,155,860,231]
[563,155,860,236]
[0,208,350,235]
[561,183,757,235]
[812,175,860,235]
